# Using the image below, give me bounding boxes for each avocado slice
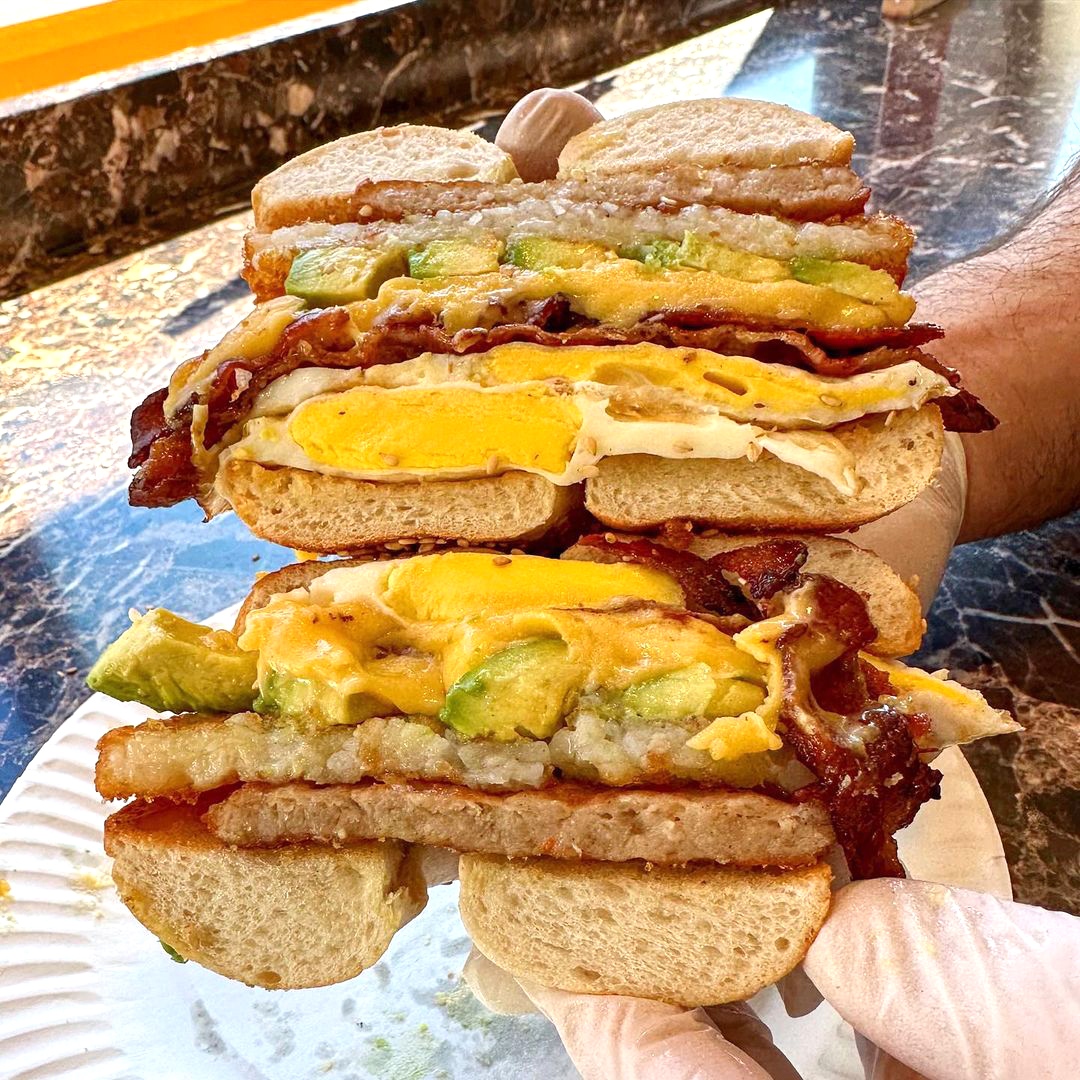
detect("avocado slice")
[790,256,899,306]
[407,236,503,279]
[618,663,766,722]
[676,233,791,282]
[87,609,257,715]
[617,237,683,270]
[253,670,385,728]
[439,638,580,740]
[504,236,610,271]
[618,663,716,721]
[284,246,407,304]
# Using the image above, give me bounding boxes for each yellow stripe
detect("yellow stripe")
[0,0,357,98]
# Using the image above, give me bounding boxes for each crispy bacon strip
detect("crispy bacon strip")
[129,309,356,507]
[202,308,355,447]
[128,388,201,507]
[574,541,939,874]
[805,324,945,351]
[772,576,941,879]
[711,539,808,601]
[576,534,807,617]
[129,387,168,469]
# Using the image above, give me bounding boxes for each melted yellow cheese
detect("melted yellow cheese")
[239,598,446,716]
[235,553,1008,765]
[347,260,915,333]
[440,608,762,689]
[166,295,305,419]
[239,554,763,723]
[685,713,783,761]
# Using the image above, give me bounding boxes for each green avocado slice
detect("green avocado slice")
[87,609,257,715]
[504,236,609,270]
[285,245,407,304]
[253,670,387,729]
[676,233,791,282]
[618,663,766,722]
[439,638,580,740]
[789,256,899,306]
[617,237,683,270]
[407,236,503,279]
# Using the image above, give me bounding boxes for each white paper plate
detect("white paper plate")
[0,613,1011,1080]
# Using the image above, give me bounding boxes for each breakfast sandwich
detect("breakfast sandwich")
[128,99,994,552]
[89,536,1017,1003]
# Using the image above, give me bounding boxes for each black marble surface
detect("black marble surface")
[0,0,759,300]
[1,0,1078,917]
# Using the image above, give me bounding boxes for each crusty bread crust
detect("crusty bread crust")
[252,125,518,230]
[204,780,835,867]
[217,459,581,552]
[233,557,369,635]
[105,799,423,989]
[460,854,833,1007]
[559,98,855,175]
[586,407,944,535]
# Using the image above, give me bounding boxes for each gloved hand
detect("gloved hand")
[483,89,1080,1080]
[505,879,1080,1080]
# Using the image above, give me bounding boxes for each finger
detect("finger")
[521,980,778,1080]
[854,1033,928,1080]
[461,947,537,1016]
[704,1002,804,1080]
[495,88,603,182]
[847,432,967,613]
[773,965,822,1019]
[804,879,1080,1080]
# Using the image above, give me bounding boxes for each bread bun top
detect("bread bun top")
[558,97,855,177]
[253,125,519,230]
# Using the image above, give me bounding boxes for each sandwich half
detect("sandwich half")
[128,100,994,551]
[90,536,1017,1002]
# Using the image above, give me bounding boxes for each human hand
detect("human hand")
[493,880,1079,1080]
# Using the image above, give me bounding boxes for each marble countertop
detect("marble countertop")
[1,0,1077,916]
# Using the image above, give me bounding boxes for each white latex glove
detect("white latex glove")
[805,880,1080,1080]
[848,433,967,615]
[506,881,1080,1080]
[482,91,1080,1079]
[495,88,603,182]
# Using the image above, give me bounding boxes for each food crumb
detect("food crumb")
[434,986,493,1031]
[72,869,112,893]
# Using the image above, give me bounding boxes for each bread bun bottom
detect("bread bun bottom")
[104,800,426,989]
[587,407,943,534]
[106,801,831,1004]
[459,854,832,1007]
[216,407,943,552]
[217,459,581,550]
